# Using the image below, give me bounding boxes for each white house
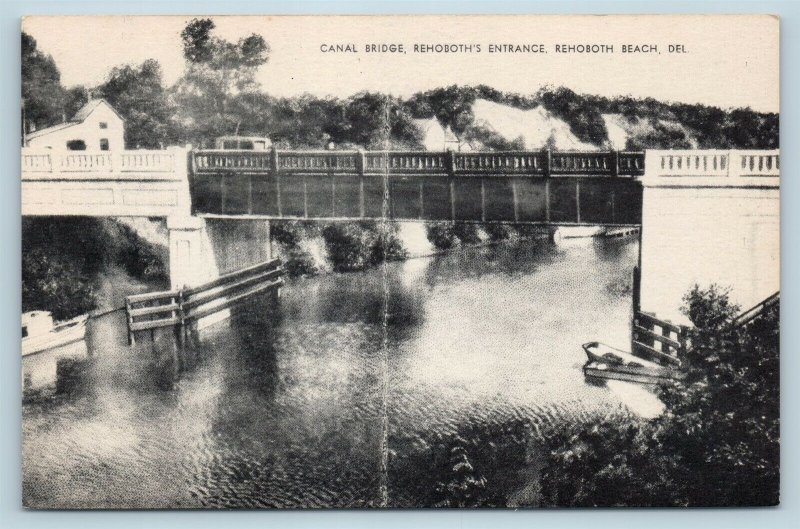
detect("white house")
[25,99,125,151]
[411,117,461,151]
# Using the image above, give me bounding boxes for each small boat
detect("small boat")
[552,226,605,241]
[582,341,685,384]
[22,311,88,356]
[582,341,662,369]
[600,227,640,239]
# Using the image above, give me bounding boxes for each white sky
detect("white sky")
[22,15,779,113]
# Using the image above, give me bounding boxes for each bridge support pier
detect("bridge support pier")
[167,216,273,290]
[167,215,273,332]
[638,150,780,326]
[167,216,215,290]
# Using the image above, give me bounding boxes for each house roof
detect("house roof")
[25,98,124,140]
[25,121,78,140]
[71,98,125,123]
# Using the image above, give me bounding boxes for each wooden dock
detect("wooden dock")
[125,258,284,345]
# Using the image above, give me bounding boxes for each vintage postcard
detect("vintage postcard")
[20,15,779,508]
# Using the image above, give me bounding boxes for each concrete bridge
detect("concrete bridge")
[21,147,780,333]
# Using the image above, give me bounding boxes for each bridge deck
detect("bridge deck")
[189,150,645,225]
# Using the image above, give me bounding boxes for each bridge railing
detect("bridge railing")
[454,152,545,174]
[645,149,780,179]
[22,147,184,179]
[734,150,780,177]
[190,149,646,177]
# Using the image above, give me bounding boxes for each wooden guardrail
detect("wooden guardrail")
[731,291,780,329]
[632,311,687,366]
[632,291,780,368]
[125,258,284,345]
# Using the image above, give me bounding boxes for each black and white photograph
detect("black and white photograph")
[19,14,780,509]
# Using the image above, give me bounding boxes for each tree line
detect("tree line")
[23,19,778,152]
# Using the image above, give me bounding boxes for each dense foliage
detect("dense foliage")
[321,221,407,272]
[390,419,536,507]
[270,220,408,276]
[21,33,85,136]
[98,60,176,148]
[540,285,780,507]
[22,218,168,319]
[425,222,515,251]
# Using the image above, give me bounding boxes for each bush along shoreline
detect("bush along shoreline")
[270,220,553,279]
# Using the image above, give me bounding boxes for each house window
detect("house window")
[99,122,108,129]
[100,139,109,151]
[22,325,28,338]
[66,139,87,150]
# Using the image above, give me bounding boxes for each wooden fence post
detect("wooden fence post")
[125,298,135,345]
[176,289,186,348]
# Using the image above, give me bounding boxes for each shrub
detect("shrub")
[270,221,302,247]
[392,419,534,507]
[321,223,370,272]
[452,223,481,245]
[321,221,407,272]
[426,223,458,250]
[483,223,512,242]
[282,246,319,278]
[369,222,408,263]
[270,220,322,249]
[22,248,96,320]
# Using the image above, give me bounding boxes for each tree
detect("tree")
[65,86,90,120]
[21,32,67,137]
[173,18,270,145]
[416,85,477,135]
[343,92,422,149]
[537,85,609,146]
[98,59,175,148]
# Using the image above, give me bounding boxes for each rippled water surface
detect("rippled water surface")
[22,237,655,508]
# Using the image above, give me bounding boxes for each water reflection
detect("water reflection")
[23,236,648,508]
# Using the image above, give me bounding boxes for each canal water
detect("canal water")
[22,235,660,509]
